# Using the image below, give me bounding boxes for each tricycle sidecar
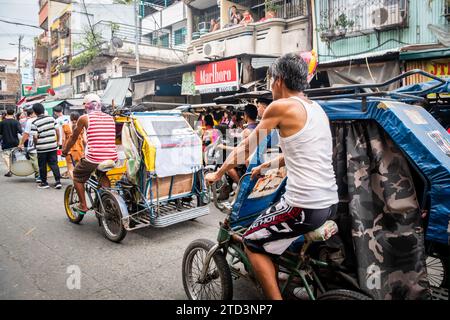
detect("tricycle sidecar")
[182,70,450,300]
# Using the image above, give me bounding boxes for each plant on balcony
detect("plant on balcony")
[334,13,354,34]
[264,0,280,19]
[70,28,101,70]
[319,13,355,41]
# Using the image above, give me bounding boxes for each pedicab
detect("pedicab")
[181,70,450,300]
[63,109,209,243]
[176,103,249,201]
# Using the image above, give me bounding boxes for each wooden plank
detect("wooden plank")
[149,173,194,199]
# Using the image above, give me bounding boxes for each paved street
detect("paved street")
[0,163,262,300]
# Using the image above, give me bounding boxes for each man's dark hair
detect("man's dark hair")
[256,97,272,105]
[204,114,214,127]
[213,110,223,123]
[268,53,309,92]
[244,104,258,121]
[6,106,15,115]
[32,103,45,116]
[26,108,34,117]
[70,111,80,122]
[53,105,63,113]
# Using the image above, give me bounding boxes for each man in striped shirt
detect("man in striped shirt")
[31,103,62,189]
[62,94,118,214]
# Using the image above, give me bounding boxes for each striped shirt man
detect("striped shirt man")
[85,111,118,163]
[31,115,58,153]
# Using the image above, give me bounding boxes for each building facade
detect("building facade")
[184,0,311,62]
[313,0,450,86]
[0,59,20,111]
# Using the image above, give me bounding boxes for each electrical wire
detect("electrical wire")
[81,0,101,47]
[0,18,41,29]
[318,39,411,59]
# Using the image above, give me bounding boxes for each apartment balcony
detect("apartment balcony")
[187,16,309,62]
[185,0,309,61]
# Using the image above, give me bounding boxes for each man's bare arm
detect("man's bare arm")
[62,115,87,155]
[19,132,30,147]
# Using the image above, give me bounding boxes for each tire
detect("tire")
[100,192,127,243]
[318,289,372,300]
[426,254,449,289]
[64,185,84,224]
[182,239,233,300]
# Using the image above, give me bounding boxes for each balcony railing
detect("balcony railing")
[234,0,307,20]
[93,21,188,51]
[318,0,408,40]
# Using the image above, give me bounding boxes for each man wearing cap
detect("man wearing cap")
[62,94,118,214]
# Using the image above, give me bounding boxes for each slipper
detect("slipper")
[73,206,88,215]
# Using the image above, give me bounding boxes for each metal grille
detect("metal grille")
[318,0,408,35]
[93,21,187,50]
[232,0,307,20]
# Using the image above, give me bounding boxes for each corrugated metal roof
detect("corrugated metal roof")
[319,48,400,65]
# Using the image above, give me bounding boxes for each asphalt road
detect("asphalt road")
[0,163,262,300]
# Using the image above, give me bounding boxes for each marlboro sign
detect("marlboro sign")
[195,58,239,94]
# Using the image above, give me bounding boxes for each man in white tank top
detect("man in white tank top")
[206,53,338,300]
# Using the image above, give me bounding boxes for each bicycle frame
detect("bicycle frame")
[201,173,346,300]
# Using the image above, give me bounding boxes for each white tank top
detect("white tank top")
[279,96,338,209]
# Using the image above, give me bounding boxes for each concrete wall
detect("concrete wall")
[71,2,135,56]
[121,42,186,64]
[142,1,186,30]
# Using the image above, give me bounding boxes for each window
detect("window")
[160,34,169,48]
[92,70,107,91]
[150,32,170,47]
[0,79,3,91]
[76,74,85,93]
[174,28,186,46]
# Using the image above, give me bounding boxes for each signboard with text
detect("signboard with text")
[195,58,239,94]
[21,84,51,97]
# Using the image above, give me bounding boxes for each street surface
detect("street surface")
[0,163,262,300]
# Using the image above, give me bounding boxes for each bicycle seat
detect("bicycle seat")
[304,220,338,242]
[97,160,117,172]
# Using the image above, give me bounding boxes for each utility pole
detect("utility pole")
[17,35,24,81]
[134,0,140,74]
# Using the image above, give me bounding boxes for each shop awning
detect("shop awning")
[319,48,400,66]
[102,77,131,107]
[41,100,65,114]
[400,47,450,61]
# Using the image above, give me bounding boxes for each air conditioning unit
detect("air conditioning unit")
[203,41,225,58]
[198,22,210,31]
[366,3,404,30]
[79,82,87,92]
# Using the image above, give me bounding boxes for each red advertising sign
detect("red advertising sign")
[195,58,239,94]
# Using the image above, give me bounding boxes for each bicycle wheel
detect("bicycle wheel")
[317,289,372,300]
[426,254,449,288]
[182,239,233,300]
[100,192,127,243]
[64,185,84,224]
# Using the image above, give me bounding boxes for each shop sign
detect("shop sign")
[195,58,239,94]
[21,84,52,97]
